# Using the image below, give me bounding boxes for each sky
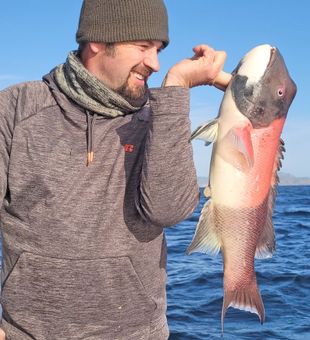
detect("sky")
[0,0,309,177]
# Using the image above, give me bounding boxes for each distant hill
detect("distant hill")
[198,172,310,187]
[278,172,310,186]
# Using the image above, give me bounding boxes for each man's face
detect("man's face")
[95,40,163,105]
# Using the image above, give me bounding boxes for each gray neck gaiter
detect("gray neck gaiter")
[54,51,148,117]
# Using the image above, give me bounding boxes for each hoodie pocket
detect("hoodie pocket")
[2,252,156,339]
[1,318,34,340]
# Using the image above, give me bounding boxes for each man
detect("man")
[0,0,226,339]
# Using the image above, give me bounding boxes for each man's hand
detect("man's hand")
[162,44,227,88]
[0,328,5,339]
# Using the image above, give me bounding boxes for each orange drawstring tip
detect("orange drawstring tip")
[87,152,94,166]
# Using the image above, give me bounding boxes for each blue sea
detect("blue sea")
[166,185,310,340]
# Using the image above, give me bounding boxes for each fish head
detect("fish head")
[231,44,297,128]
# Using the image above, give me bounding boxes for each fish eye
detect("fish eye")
[277,88,284,97]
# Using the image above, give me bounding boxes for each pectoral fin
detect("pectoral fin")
[225,124,254,169]
[190,119,219,146]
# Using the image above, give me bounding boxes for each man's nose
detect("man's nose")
[143,48,160,72]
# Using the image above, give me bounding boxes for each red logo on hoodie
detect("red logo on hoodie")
[124,144,135,153]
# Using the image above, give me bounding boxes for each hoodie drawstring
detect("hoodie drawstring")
[86,110,97,166]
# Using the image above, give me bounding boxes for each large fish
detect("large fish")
[187,44,297,331]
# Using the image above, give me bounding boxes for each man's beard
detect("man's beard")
[115,66,151,107]
[115,81,149,107]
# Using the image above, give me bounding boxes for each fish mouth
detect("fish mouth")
[241,47,278,107]
[231,45,277,78]
[231,64,240,77]
[266,47,278,70]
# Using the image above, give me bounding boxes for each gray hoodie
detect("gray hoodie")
[0,71,199,340]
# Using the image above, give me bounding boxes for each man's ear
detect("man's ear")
[88,42,105,54]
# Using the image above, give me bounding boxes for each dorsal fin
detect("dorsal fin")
[255,139,285,259]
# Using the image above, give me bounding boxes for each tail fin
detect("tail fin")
[221,282,265,334]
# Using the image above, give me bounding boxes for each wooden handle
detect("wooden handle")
[213,70,232,91]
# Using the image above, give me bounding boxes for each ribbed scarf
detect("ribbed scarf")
[54,51,147,117]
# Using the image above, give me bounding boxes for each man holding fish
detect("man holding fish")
[0,1,229,339]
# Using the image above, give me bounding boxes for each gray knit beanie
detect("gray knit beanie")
[76,0,169,47]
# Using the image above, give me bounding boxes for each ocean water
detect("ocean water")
[166,185,310,340]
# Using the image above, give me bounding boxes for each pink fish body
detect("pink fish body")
[187,45,297,332]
